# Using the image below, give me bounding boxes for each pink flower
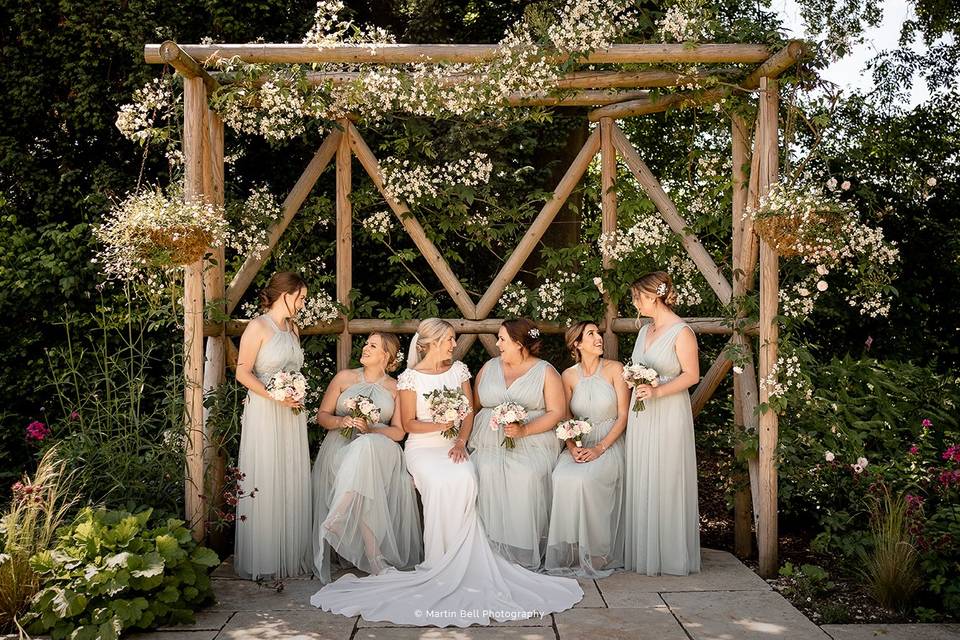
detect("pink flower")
[69,411,80,421]
[943,445,960,463]
[922,419,933,429]
[938,469,960,488]
[25,421,50,441]
[909,445,919,455]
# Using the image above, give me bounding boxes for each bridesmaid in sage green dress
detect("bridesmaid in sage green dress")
[545,321,629,577]
[468,318,566,570]
[624,272,702,576]
[310,333,422,583]
[234,272,312,580]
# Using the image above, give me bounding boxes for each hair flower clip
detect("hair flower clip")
[528,328,541,339]
[656,283,667,297]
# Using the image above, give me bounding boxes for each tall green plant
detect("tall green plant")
[862,484,922,611]
[44,304,185,514]
[0,446,76,634]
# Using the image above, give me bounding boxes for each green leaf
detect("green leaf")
[51,588,88,618]
[190,546,219,568]
[155,534,186,564]
[131,551,165,578]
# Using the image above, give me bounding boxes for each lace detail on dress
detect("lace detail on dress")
[396,369,417,391]
[452,361,472,384]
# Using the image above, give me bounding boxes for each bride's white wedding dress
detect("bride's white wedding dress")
[310,361,583,627]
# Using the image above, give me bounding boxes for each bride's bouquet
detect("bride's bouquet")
[622,362,660,412]
[341,394,381,439]
[424,386,472,439]
[490,402,528,450]
[556,418,592,448]
[266,370,308,414]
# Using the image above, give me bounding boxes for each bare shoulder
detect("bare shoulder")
[382,375,399,392]
[602,359,624,375]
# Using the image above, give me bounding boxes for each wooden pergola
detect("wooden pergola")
[143,39,808,577]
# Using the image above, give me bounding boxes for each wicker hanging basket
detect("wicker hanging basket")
[141,225,214,265]
[753,208,843,258]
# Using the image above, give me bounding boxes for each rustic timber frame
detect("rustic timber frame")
[145,39,807,577]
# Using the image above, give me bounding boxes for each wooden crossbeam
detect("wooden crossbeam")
[207,316,746,337]
[589,88,728,121]
[691,340,734,417]
[225,131,341,315]
[610,124,733,305]
[159,41,219,94]
[145,43,773,66]
[475,129,600,318]
[347,122,477,320]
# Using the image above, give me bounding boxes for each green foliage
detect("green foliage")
[861,486,922,612]
[42,308,185,514]
[22,507,217,639]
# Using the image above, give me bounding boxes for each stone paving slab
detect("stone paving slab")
[663,590,830,640]
[351,627,556,639]
[209,578,322,611]
[215,610,355,640]
[211,557,317,581]
[555,605,689,640]
[574,578,606,608]
[156,609,236,632]
[127,632,219,640]
[596,549,770,595]
[821,624,960,640]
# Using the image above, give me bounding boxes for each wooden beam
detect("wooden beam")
[207,316,746,337]
[741,40,809,90]
[215,68,739,91]
[611,124,733,305]
[589,88,728,121]
[145,43,773,66]
[336,120,353,370]
[225,131,341,315]
[691,342,733,417]
[757,77,780,578]
[507,89,649,107]
[347,122,477,320]
[159,41,219,94]
[600,118,619,360]
[182,77,207,541]
[475,129,600,318]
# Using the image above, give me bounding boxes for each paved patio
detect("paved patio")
[125,548,864,639]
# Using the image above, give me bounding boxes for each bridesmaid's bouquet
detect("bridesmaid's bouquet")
[266,370,308,414]
[556,418,592,448]
[341,394,381,439]
[622,362,660,412]
[490,402,528,450]
[424,386,472,439]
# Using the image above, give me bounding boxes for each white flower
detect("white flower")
[824,451,835,462]
[817,280,829,292]
[826,177,838,191]
[733,366,744,375]
[816,264,830,276]
[857,456,868,468]
[798,288,810,297]
[593,276,604,294]
[840,180,851,191]
[927,177,937,187]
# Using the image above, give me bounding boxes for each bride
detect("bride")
[310,318,583,627]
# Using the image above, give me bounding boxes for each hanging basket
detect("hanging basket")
[753,204,845,259]
[140,225,214,265]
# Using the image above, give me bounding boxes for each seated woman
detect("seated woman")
[468,318,566,570]
[545,321,628,577]
[309,332,422,583]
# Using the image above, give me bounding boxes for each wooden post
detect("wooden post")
[731,113,753,558]
[757,78,780,577]
[183,77,207,541]
[201,109,227,545]
[336,120,353,370]
[599,118,618,360]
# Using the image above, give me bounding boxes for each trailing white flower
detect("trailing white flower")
[498,283,530,317]
[547,0,639,55]
[297,291,341,326]
[115,76,177,146]
[658,0,713,43]
[381,153,493,207]
[229,185,282,260]
[361,210,395,237]
[598,215,674,262]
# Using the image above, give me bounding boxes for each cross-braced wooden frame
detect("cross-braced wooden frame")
[145,39,807,577]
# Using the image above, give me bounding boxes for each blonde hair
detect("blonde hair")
[371,332,401,372]
[414,318,456,364]
[630,271,678,309]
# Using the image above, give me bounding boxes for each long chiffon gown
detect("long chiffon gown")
[310,361,583,627]
[545,363,625,577]
[309,370,423,583]
[468,358,561,570]
[234,315,311,580]
[624,322,701,575]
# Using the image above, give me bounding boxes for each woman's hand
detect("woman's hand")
[503,423,527,439]
[340,416,365,431]
[634,384,659,402]
[278,396,304,411]
[449,440,469,463]
[571,445,602,463]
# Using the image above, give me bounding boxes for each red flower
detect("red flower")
[25,421,50,441]
[922,419,933,429]
[909,444,919,455]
